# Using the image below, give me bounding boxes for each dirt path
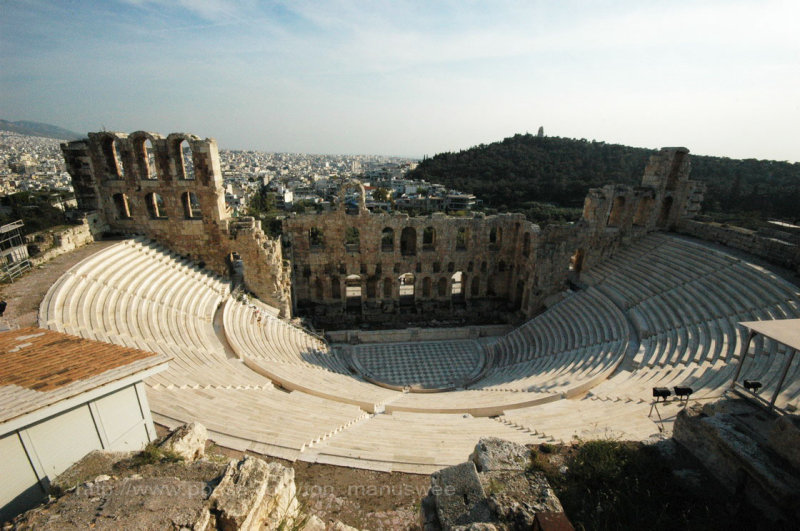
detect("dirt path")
[0,239,119,329]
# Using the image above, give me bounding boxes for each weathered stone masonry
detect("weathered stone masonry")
[61,132,291,316]
[62,132,704,328]
[285,147,705,327]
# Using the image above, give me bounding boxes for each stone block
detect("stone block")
[469,437,531,472]
[431,461,492,529]
[210,456,298,531]
[160,422,207,461]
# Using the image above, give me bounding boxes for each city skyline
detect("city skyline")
[1,0,798,161]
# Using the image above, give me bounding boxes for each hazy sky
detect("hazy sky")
[1,0,798,160]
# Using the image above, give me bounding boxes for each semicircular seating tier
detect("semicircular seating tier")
[38,233,800,473]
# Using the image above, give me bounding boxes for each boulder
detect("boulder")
[210,456,298,531]
[469,438,531,472]
[431,461,492,529]
[160,422,208,461]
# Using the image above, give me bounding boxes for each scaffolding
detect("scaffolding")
[0,220,31,283]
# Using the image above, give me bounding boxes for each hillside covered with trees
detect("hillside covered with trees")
[408,134,800,227]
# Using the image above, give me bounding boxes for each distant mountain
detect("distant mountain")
[0,119,83,141]
[408,134,800,225]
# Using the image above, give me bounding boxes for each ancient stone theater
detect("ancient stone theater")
[41,130,799,473]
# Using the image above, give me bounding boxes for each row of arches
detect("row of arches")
[112,192,202,221]
[310,269,517,305]
[308,225,504,254]
[102,136,195,182]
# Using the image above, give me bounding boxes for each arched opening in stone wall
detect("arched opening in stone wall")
[523,232,531,257]
[112,193,131,219]
[314,278,324,299]
[470,277,480,297]
[569,248,585,273]
[451,272,464,302]
[456,227,468,250]
[437,277,448,298]
[345,274,362,310]
[309,227,325,250]
[447,262,455,273]
[658,196,674,228]
[422,277,432,298]
[331,277,341,299]
[489,227,502,250]
[381,227,394,252]
[182,191,202,219]
[401,227,416,256]
[144,139,157,179]
[398,272,415,306]
[344,227,360,252]
[633,197,654,226]
[382,277,393,299]
[607,196,626,227]
[366,277,377,299]
[103,138,125,179]
[422,226,436,251]
[145,192,166,219]
[180,140,195,180]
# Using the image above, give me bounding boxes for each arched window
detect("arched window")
[422,226,436,250]
[381,227,394,252]
[103,137,125,179]
[451,272,464,302]
[344,227,360,252]
[345,275,362,309]
[366,277,377,299]
[522,233,531,257]
[447,262,455,273]
[182,191,202,219]
[422,277,432,298]
[383,277,393,298]
[331,277,341,299]
[607,196,626,227]
[400,227,416,256]
[489,227,502,249]
[437,277,448,297]
[470,277,480,297]
[467,261,474,273]
[481,261,487,273]
[143,139,157,179]
[309,227,325,250]
[145,192,166,219]
[456,227,468,250]
[398,273,415,306]
[179,139,195,180]
[433,262,441,273]
[112,193,131,219]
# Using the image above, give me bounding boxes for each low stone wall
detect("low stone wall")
[26,214,104,266]
[679,219,800,274]
[327,324,511,344]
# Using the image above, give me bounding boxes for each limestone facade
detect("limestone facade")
[60,132,291,315]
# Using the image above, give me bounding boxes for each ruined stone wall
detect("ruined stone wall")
[679,219,800,274]
[62,133,701,326]
[284,147,703,327]
[60,132,291,315]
